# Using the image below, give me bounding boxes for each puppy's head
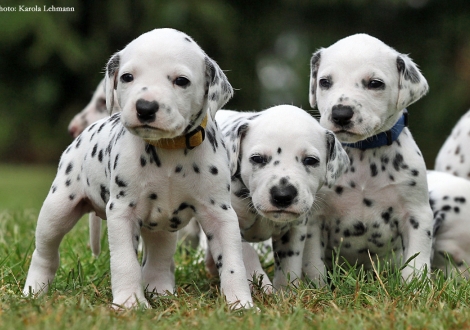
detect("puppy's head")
[224,105,349,223]
[309,33,428,143]
[105,28,233,141]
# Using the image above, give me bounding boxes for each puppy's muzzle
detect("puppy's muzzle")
[136,99,159,124]
[270,184,298,208]
[332,104,354,127]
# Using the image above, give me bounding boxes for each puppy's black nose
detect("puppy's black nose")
[136,99,159,123]
[332,105,354,126]
[270,184,298,208]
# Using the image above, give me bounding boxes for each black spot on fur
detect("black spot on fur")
[397,56,421,83]
[370,163,378,177]
[363,198,373,207]
[149,193,157,200]
[113,154,119,170]
[393,153,404,171]
[107,53,120,77]
[206,126,218,153]
[65,162,73,175]
[209,166,218,175]
[145,144,161,167]
[280,232,290,244]
[175,165,183,173]
[115,175,127,188]
[409,216,419,229]
[170,217,182,229]
[100,184,109,203]
[91,144,98,157]
[455,197,466,204]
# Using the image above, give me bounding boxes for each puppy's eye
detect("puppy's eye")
[319,78,331,89]
[303,157,319,166]
[120,73,134,83]
[368,79,384,89]
[174,77,190,87]
[96,97,106,112]
[250,155,267,165]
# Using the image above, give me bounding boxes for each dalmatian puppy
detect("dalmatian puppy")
[209,105,348,291]
[434,109,470,178]
[68,79,120,138]
[304,33,433,284]
[23,28,253,309]
[427,170,470,278]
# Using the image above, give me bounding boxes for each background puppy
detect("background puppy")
[434,109,470,178]
[210,105,348,291]
[305,34,433,283]
[23,28,253,309]
[68,79,120,138]
[427,170,470,278]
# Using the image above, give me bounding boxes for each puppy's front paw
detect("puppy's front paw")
[111,295,150,310]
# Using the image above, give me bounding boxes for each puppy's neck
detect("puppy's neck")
[342,110,408,150]
[144,115,208,150]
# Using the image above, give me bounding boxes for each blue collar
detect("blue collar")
[342,109,408,150]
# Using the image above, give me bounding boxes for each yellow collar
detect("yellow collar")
[144,115,208,150]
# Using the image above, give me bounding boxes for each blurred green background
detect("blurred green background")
[0,0,469,167]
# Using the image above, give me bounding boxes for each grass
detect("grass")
[1,164,470,329]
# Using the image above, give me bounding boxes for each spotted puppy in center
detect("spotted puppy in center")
[208,105,349,291]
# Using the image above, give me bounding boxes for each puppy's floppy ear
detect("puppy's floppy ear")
[221,118,250,176]
[204,56,234,119]
[324,130,349,188]
[104,52,120,115]
[309,49,323,109]
[396,54,429,110]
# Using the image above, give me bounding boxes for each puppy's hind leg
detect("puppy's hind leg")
[89,212,102,257]
[23,194,87,296]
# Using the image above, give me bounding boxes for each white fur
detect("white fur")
[23,28,253,310]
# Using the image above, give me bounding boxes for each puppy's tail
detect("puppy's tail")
[89,212,102,257]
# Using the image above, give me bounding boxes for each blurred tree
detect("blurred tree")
[0,0,469,167]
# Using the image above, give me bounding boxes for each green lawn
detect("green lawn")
[1,164,470,329]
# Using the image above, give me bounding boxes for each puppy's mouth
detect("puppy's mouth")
[332,129,369,143]
[258,209,302,222]
[130,125,181,140]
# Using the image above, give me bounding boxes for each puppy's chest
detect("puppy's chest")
[321,148,410,260]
